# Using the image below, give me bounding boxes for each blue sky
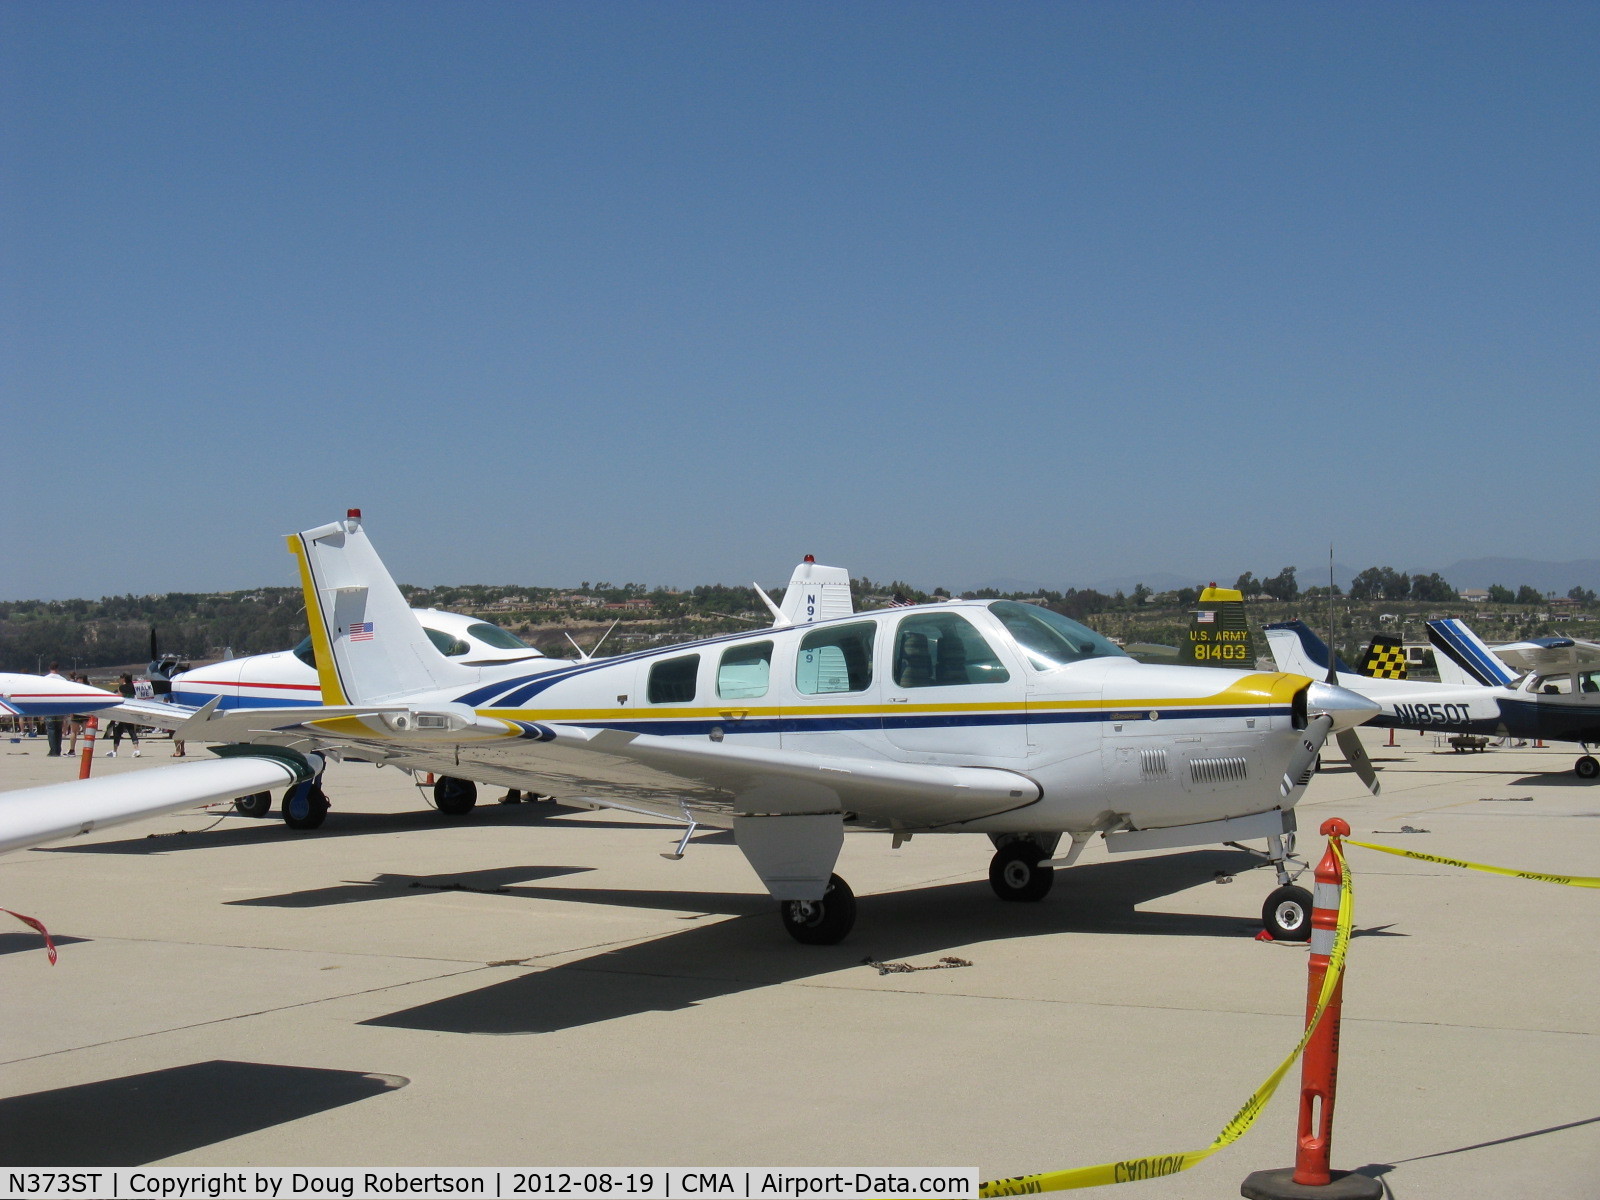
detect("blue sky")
[5,2,1596,598]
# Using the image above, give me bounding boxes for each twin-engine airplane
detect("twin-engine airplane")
[114,511,1377,944]
[1265,619,1600,779]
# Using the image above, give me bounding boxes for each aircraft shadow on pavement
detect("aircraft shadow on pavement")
[1352,1112,1600,1197]
[32,803,649,855]
[361,849,1270,1036]
[0,1060,407,1166]
[227,865,595,908]
[0,931,88,956]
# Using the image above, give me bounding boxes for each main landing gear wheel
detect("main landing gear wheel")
[780,874,856,945]
[233,791,271,818]
[433,776,478,817]
[282,780,329,831]
[1576,755,1599,780]
[1262,884,1313,942]
[989,842,1054,902]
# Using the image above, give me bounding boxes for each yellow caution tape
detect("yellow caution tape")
[1346,840,1600,888]
[980,844,1353,1196]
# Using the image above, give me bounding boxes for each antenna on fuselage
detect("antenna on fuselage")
[562,618,622,664]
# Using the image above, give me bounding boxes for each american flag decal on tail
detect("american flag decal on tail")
[349,622,375,642]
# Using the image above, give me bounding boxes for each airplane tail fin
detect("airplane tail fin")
[287,511,479,704]
[1263,620,1355,678]
[1181,586,1256,668]
[1427,618,1517,687]
[1358,634,1408,680]
[772,557,854,627]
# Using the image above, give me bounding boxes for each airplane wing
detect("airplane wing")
[1490,636,1600,676]
[0,747,321,856]
[529,724,1042,826]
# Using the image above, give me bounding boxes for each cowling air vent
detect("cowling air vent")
[1140,748,1169,779]
[1189,756,1249,785]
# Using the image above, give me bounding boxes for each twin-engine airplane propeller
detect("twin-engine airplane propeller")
[108,511,1377,944]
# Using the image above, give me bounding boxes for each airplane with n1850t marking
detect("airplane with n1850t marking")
[113,511,1379,944]
[1266,618,1600,779]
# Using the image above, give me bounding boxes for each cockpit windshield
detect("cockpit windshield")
[987,600,1126,670]
[466,621,532,650]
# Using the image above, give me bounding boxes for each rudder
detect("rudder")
[287,510,479,704]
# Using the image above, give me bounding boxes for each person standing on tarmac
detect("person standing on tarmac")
[106,673,142,758]
[42,662,64,757]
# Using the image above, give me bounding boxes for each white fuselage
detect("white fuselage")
[313,600,1327,835]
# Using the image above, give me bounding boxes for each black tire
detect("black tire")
[1576,756,1599,780]
[1262,884,1313,941]
[282,781,329,831]
[234,791,271,818]
[433,776,478,817]
[989,841,1054,902]
[779,874,856,945]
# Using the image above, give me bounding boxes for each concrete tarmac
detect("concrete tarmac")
[0,727,1595,1197]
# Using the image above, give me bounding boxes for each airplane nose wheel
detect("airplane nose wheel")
[989,842,1054,902]
[1261,884,1313,941]
[779,874,856,944]
[1575,755,1599,780]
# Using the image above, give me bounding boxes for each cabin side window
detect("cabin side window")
[648,654,700,703]
[893,613,1010,687]
[796,622,876,695]
[718,641,773,699]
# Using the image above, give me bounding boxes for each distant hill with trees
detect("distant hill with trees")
[4,562,1595,676]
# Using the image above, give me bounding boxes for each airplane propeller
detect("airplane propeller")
[1323,550,1381,796]
[1280,712,1333,798]
[1336,726,1381,795]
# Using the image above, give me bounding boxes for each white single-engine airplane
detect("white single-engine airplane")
[117,511,1378,944]
[1266,619,1600,779]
